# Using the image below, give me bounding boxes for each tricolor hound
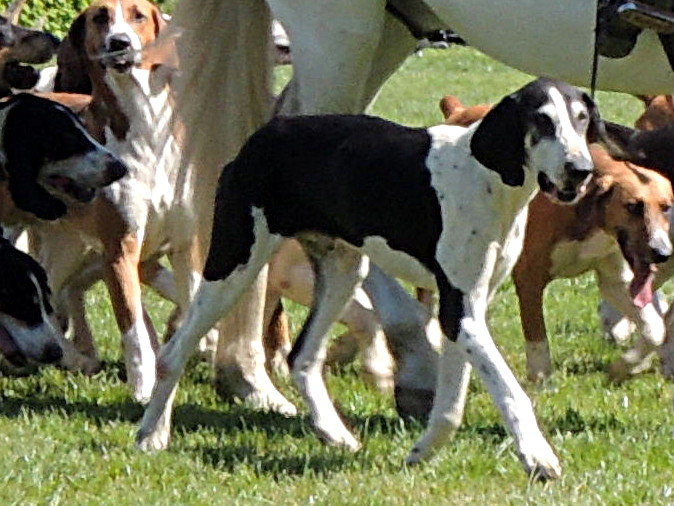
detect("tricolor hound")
[0,93,126,369]
[137,78,603,479]
[26,0,195,403]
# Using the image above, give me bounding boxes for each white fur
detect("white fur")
[138,83,596,480]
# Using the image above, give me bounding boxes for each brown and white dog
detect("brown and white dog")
[440,95,674,382]
[23,0,196,403]
[0,13,60,96]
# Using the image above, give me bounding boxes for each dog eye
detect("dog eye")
[662,203,672,215]
[532,113,555,137]
[576,110,589,122]
[133,10,147,23]
[93,9,109,25]
[626,201,644,216]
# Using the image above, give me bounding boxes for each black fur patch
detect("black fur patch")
[0,94,101,220]
[0,236,52,325]
[203,114,444,279]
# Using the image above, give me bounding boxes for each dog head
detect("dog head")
[587,146,673,308]
[55,0,167,93]
[0,15,60,95]
[0,235,63,367]
[0,93,127,221]
[634,95,674,131]
[471,78,600,204]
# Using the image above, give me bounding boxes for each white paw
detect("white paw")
[136,426,170,452]
[517,438,562,480]
[314,424,361,451]
[130,376,156,405]
[246,390,298,417]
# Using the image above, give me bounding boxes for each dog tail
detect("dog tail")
[202,158,259,281]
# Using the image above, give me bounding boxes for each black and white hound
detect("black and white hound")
[0,234,63,367]
[0,93,127,222]
[0,93,126,370]
[137,78,602,479]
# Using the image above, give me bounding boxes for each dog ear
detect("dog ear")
[54,13,91,94]
[152,7,167,37]
[470,94,525,186]
[6,171,67,220]
[581,92,605,144]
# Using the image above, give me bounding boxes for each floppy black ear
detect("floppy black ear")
[0,108,67,220]
[581,92,605,144]
[6,165,67,221]
[470,94,525,186]
[54,13,91,94]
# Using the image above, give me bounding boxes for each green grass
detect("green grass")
[3,46,674,505]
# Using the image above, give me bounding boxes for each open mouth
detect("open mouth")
[537,172,588,204]
[101,49,136,73]
[46,175,96,203]
[618,231,656,309]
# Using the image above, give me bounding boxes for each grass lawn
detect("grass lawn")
[2,46,674,505]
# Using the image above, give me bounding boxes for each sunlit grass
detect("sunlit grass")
[1,46,673,505]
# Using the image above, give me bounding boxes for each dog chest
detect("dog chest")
[549,230,619,278]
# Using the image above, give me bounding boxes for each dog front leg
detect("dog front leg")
[103,232,157,403]
[459,311,561,479]
[514,267,553,382]
[597,264,665,382]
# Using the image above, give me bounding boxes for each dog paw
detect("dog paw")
[136,427,170,452]
[314,425,361,451]
[517,438,562,481]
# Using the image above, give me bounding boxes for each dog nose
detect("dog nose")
[564,161,592,180]
[108,34,131,52]
[0,28,15,48]
[106,158,128,183]
[649,233,672,264]
[41,342,63,364]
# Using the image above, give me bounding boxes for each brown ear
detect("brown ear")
[152,6,167,37]
[53,13,91,94]
[439,95,465,120]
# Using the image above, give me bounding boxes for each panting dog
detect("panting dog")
[0,92,126,371]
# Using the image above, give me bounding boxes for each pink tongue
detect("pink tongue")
[630,269,655,309]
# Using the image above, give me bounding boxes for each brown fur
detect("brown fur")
[634,95,674,130]
[441,95,674,381]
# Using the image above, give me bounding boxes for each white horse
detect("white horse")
[139,0,674,478]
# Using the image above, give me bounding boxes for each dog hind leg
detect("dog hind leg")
[137,222,283,450]
[289,236,369,450]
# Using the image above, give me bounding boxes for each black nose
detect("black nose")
[0,28,15,48]
[651,247,672,264]
[564,161,592,181]
[108,34,131,52]
[106,159,128,183]
[41,341,63,364]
